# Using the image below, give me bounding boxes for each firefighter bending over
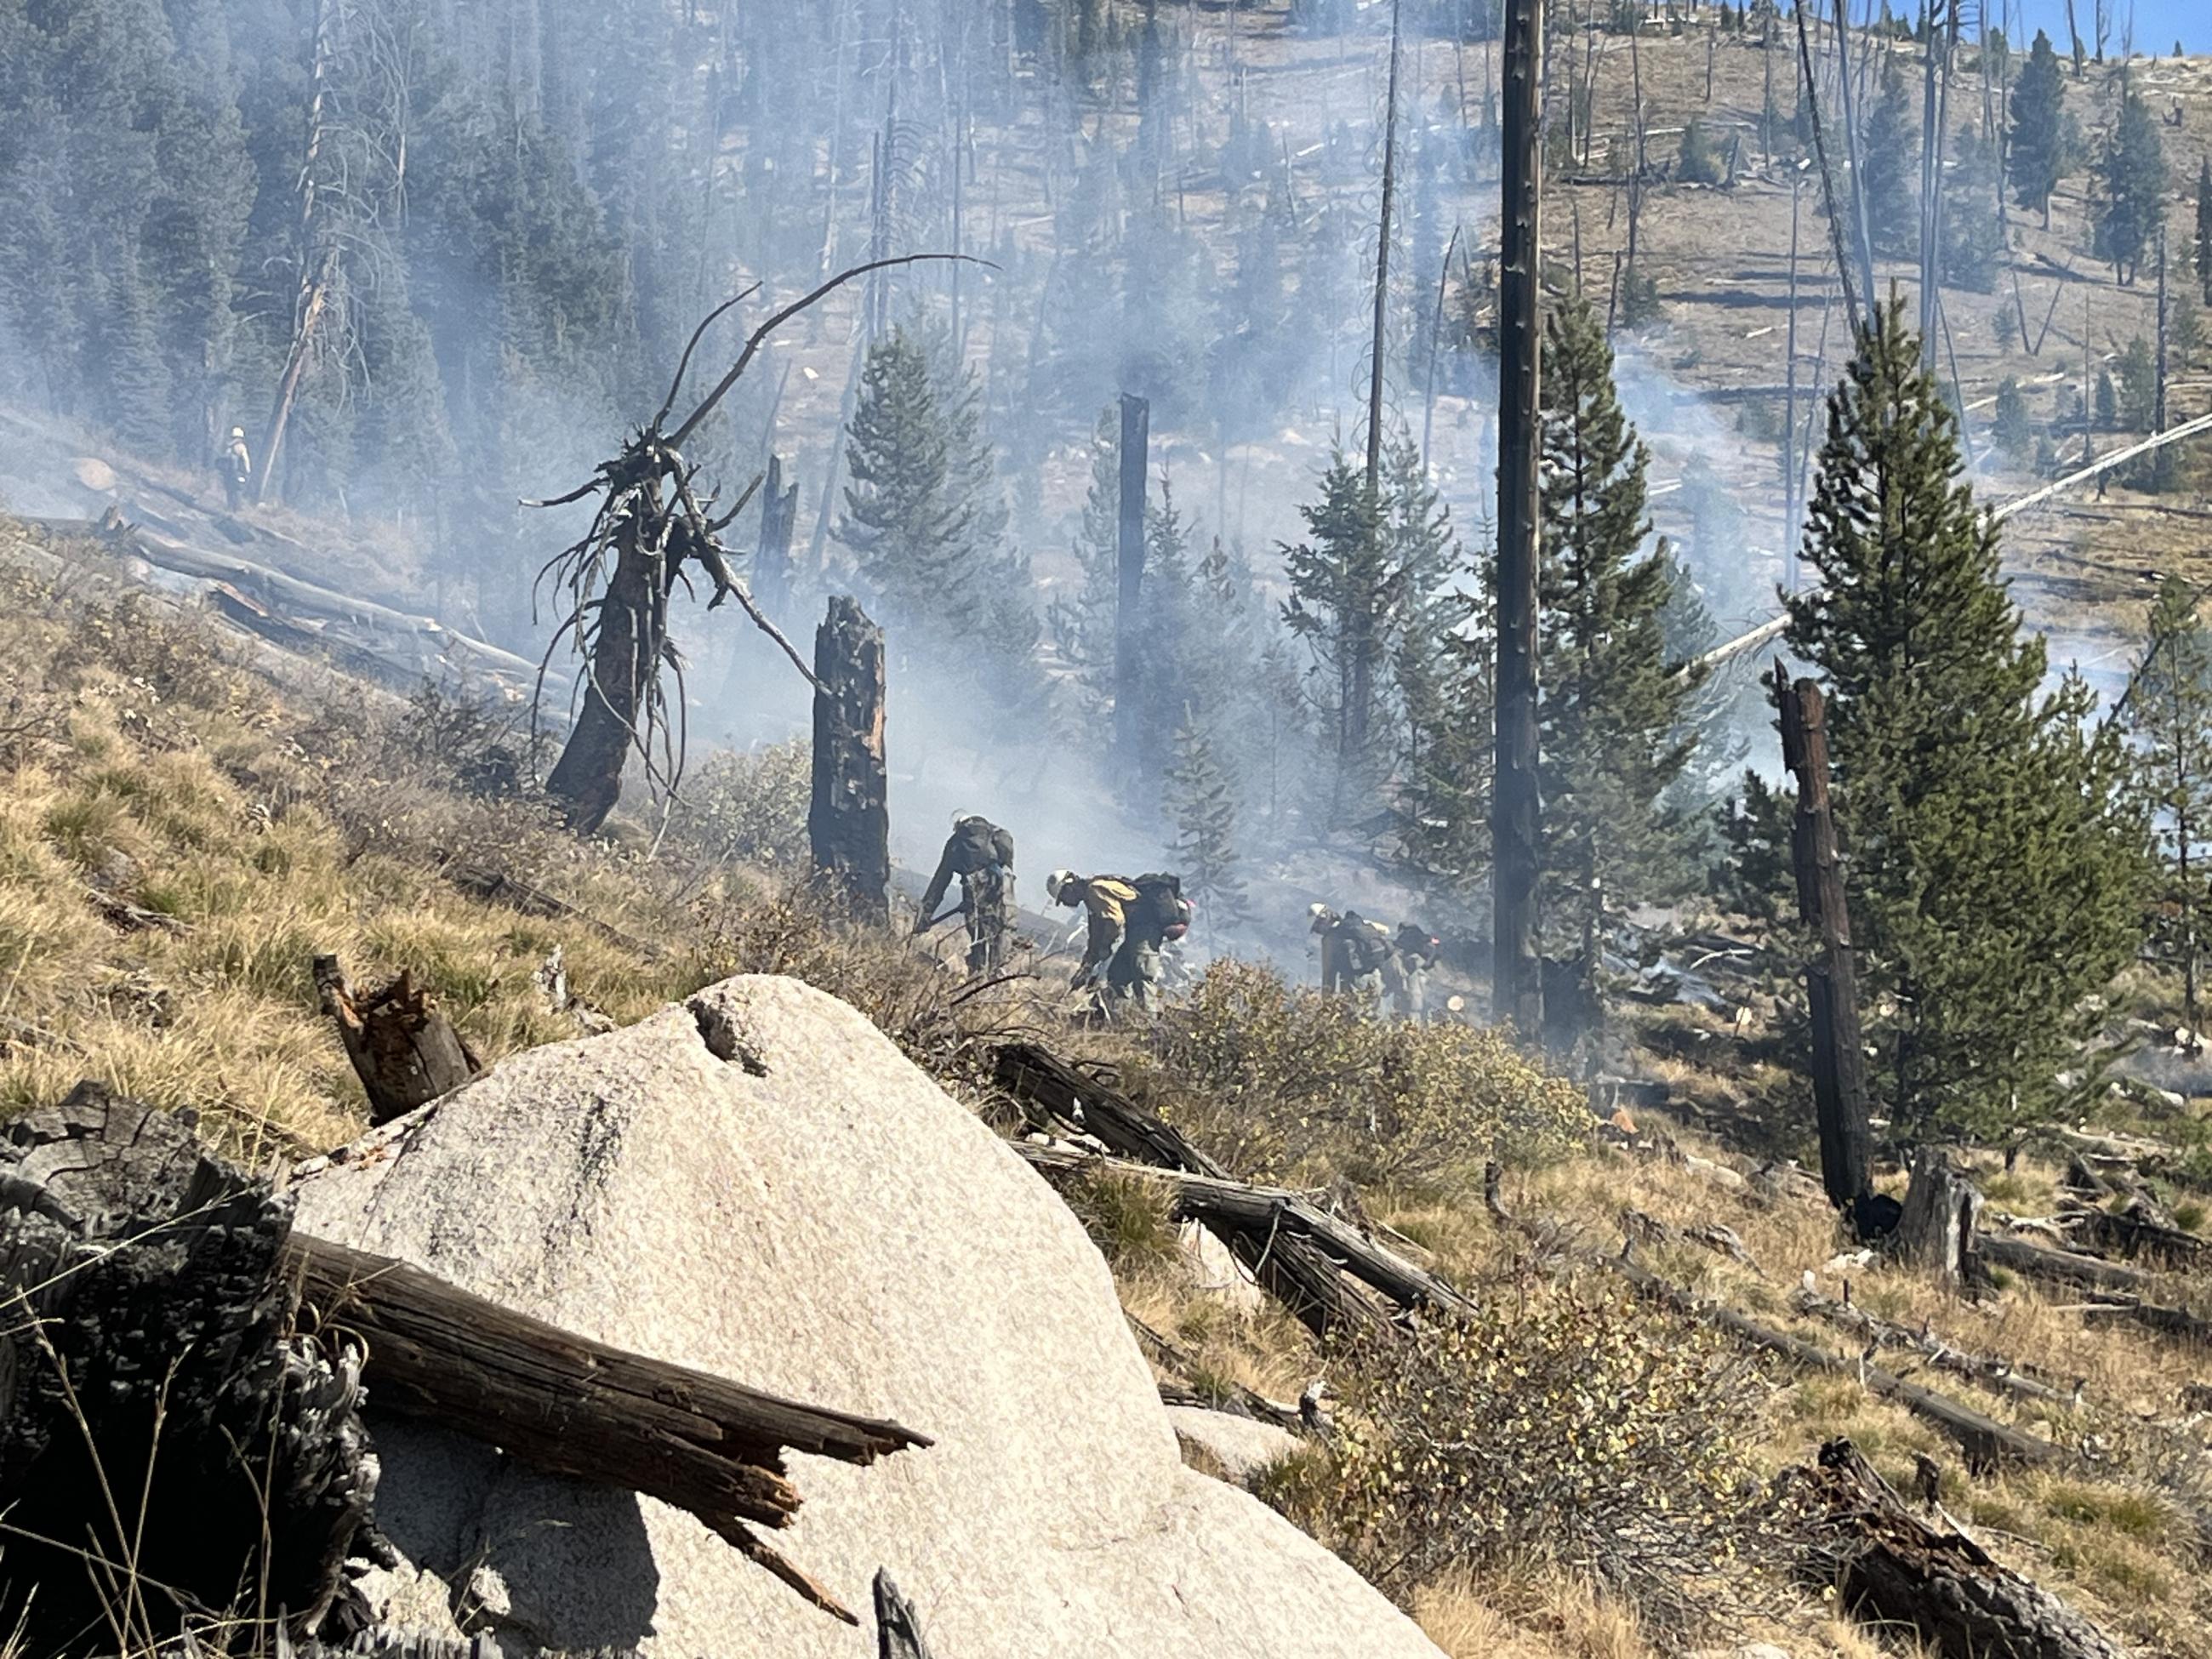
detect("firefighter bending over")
[1048,869,1191,1016]
[915,811,1016,975]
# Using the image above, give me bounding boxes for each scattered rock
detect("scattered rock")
[1166,1406,1304,1487]
[294,975,1443,1659]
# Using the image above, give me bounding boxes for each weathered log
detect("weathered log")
[1606,1247,2064,1471]
[1792,1439,2125,1659]
[1131,1317,1308,1434]
[0,1084,375,1655]
[1976,1233,2163,1295]
[288,1230,932,1623]
[443,863,664,960]
[808,596,890,925]
[1895,1146,1982,1288]
[873,1568,937,1659]
[315,955,482,1127]
[1014,1143,1475,1337]
[993,1043,1228,1177]
[1790,1286,2081,1411]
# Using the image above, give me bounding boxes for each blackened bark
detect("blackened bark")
[1115,394,1150,768]
[809,596,891,924]
[315,955,482,1126]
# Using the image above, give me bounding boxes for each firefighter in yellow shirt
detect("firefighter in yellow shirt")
[1046,870,1138,991]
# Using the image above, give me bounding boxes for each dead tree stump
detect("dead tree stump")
[0,1083,375,1654]
[316,955,482,1126]
[1793,1439,2124,1659]
[873,1569,937,1659]
[809,596,890,925]
[754,453,801,621]
[1895,1146,1984,1289]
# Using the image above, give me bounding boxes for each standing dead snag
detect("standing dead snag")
[315,954,481,1126]
[810,596,891,925]
[531,256,969,834]
[1776,667,1878,1234]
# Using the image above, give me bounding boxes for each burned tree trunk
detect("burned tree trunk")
[754,453,801,622]
[1491,0,1545,1042]
[0,1084,375,1656]
[1895,1146,1982,1288]
[873,1569,937,1659]
[1114,392,1150,768]
[1793,1440,2125,1659]
[315,955,482,1126]
[1777,669,1878,1233]
[993,1041,1228,1177]
[810,596,891,925]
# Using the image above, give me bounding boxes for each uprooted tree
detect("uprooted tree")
[531,255,966,834]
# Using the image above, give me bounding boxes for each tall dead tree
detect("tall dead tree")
[1827,0,1878,328]
[809,596,890,924]
[532,256,964,833]
[1776,665,1876,1232]
[754,453,801,622]
[1782,174,1803,590]
[1917,2,1945,365]
[1114,392,1150,767]
[1352,0,1404,760]
[1493,0,1545,1041]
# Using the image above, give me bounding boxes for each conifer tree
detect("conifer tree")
[1785,297,2144,1142]
[1862,57,1922,257]
[1168,713,1250,931]
[2095,91,2168,287]
[1537,294,1704,987]
[2117,335,2157,429]
[2122,577,2212,1045]
[2095,368,2118,429]
[2010,30,2068,228]
[1940,119,2004,293]
[1281,453,1389,803]
[1993,376,2033,461]
[1048,407,1126,728]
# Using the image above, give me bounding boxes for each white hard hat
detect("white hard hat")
[1046,869,1076,903]
[230,426,245,439]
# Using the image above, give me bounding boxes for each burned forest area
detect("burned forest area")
[17,0,2212,1655]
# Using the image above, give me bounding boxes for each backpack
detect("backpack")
[1131,872,1189,936]
[1341,921,1392,974]
[949,816,1013,875]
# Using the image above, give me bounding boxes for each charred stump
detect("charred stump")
[1895,1146,1983,1289]
[315,955,482,1126]
[873,1569,937,1659]
[809,596,890,925]
[1793,1439,2125,1659]
[0,1083,374,1655]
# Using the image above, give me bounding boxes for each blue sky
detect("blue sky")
[1792,2,2209,54]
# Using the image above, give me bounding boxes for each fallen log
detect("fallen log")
[994,1042,1227,1176]
[1131,1317,1309,1434]
[315,955,482,1127]
[1789,1286,2081,1411]
[289,1230,932,1622]
[444,861,664,960]
[1014,1142,1476,1337]
[1791,1438,2125,1659]
[1607,1246,2064,1471]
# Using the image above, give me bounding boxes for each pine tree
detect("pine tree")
[2197,155,2212,305]
[1993,376,2033,461]
[2122,577,2212,1045]
[1538,294,1704,986]
[2117,335,2157,429]
[2095,368,2118,429]
[2095,92,2168,287]
[1940,118,2005,293]
[1784,297,2144,1142]
[1168,714,1250,931]
[1677,118,1725,185]
[1047,406,1126,729]
[2010,30,2067,228]
[1281,453,1389,805]
[1862,56,1922,257]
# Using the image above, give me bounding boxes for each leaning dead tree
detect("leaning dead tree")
[530,255,967,833]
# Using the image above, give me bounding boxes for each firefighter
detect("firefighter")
[1308,903,1344,992]
[1389,921,1441,1022]
[219,427,252,512]
[1330,909,1394,1017]
[1048,870,1189,1016]
[915,811,1016,975]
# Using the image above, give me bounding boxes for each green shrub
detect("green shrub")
[670,739,811,869]
[1149,960,1588,1187]
[1270,1282,1774,1631]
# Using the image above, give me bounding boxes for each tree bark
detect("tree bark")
[1115,393,1150,769]
[873,1568,937,1659]
[992,1041,1228,1177]
[0,1084,375,1655]
[315,955,482,1126]
[545,489,671,833]
[288,1231,930,1622]
[1895,1145,1981,1288]
[1012,1143,1476,1337]
[1792,1439,2124,1659]
[809,596,890,924]
[1776,670,1877,1231]
[1492,0,1545,1042]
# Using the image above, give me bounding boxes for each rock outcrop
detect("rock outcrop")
[293,975,1442,1659]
